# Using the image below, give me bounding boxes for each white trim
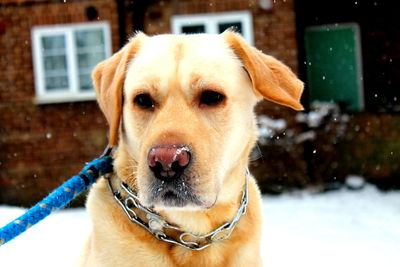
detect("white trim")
[34,93,97,104]
[67,29,78,94]
[31,21,111,104]
[171,11,254,45]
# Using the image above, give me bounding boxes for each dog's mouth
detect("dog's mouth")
[159,190,186,207]
[146,178,203,209]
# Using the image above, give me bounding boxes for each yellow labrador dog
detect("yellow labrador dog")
[77,31,303,267]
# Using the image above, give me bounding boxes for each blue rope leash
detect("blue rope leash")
[0,155,113,247]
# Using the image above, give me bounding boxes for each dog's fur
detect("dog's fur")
[76,31,303,267]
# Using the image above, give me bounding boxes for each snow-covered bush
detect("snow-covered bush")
[254,101,352,193]
[257,115,287,145]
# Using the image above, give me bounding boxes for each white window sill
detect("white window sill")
[34,94,97,105]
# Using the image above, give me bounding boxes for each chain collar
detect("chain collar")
[106,170,249,251]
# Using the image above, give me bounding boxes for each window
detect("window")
[171,11,254,45]
[31,22,111,104]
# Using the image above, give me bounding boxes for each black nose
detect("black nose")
[148,145,191,181]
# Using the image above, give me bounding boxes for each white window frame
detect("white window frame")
[171,11,254,45]
[31,21,111,104]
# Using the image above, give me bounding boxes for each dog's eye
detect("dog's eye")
[134,94,155,110]
[199,90,225,107]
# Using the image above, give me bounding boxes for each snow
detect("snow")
[257,115,287,144]
[295,101,345,128]
[345,175,366,189]
[0,208,90,266]
[1,185,399,267]
[261,186,400,267]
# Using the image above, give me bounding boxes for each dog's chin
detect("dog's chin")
[155,190,189,208]
[141,190,216,211]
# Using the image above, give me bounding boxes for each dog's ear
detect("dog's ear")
[222,31,304,110]
[92,33,146,148]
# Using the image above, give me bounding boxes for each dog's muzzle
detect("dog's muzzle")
[147,145,197,207]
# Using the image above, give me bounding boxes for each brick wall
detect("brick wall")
[342,113,400,189]
[0,0,119,206]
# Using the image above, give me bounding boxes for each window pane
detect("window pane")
[44,55,67,70]
[77,52,105,69]
[75,29,107,91]
[41,35,69,91]
[42,35,65,50]
[78,74,93,91]
[75,29,104,47]
[218,22,243,34]
[181,25,205,34]
[45,76,69,91]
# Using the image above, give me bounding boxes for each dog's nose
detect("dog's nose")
[148,145,191,181]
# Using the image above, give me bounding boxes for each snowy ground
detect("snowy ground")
[1,185,399,267]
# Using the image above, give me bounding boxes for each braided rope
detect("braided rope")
[0,156,113,247]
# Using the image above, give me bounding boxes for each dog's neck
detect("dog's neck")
[111,145,249,236]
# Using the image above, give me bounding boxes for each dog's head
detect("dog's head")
[93,31,303,210]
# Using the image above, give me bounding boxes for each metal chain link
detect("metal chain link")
[107,170,249,251]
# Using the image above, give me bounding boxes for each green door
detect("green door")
[305,23,364,111]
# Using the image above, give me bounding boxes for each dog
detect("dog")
[76,30,303,267]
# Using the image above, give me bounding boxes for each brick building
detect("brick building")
[0,0,120,205]
[0,0,300,206]
[1,0,399,206]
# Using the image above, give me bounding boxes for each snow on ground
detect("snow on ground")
[1,185,399,267]
[261,186,400,267]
